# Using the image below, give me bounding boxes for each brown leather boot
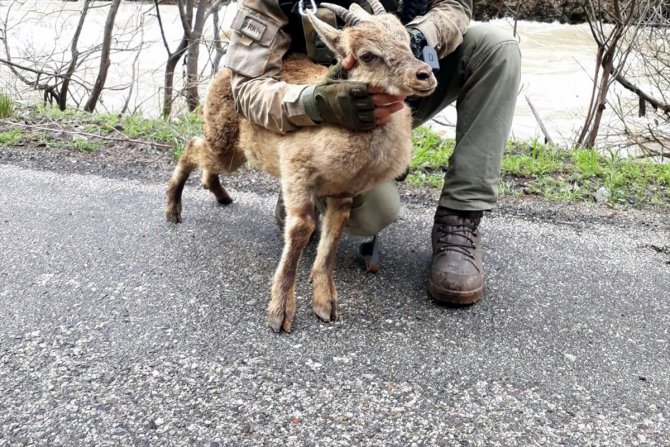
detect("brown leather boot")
[428,207,484,305]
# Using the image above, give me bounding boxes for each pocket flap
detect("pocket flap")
[230,7,279,47]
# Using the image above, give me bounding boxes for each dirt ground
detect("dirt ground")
[1,140,668,237]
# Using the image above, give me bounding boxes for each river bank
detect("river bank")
[0,1,664,152]
[1,105,667,208]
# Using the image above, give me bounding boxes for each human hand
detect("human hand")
[341,55,407,127]
[303,78,376,131]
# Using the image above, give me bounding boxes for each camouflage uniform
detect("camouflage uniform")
[225,0,521,236]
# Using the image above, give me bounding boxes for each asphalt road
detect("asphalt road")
[1,163,669,446]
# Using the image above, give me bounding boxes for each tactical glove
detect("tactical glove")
[303,63,375,131]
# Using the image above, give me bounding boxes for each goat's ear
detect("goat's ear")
[306,12,346,57]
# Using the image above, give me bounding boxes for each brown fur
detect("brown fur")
[165,9,436,332]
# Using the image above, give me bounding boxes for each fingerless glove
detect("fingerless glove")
[302,64,375,131]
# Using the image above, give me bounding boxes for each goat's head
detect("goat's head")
[307,0,438,97]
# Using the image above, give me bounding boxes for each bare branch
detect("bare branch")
[178,0,194,40]
[525,95,555,145]
[0,57,64,78]
[614,70,670,115]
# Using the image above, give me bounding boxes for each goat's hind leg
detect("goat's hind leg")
[267,188,317,333]
[200,125,246,206]
[310,196,353,323]
[166,136,237,222]
[201,170,233,205]
[166,137,202,223]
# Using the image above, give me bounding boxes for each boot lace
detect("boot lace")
[435,221,478,260]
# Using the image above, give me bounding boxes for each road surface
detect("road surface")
[1,163,669,445]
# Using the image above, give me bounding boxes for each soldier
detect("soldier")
[224,0,521,305]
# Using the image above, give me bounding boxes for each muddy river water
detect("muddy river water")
[0,1,634,147]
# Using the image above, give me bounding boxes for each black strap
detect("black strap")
[400,0,429,24]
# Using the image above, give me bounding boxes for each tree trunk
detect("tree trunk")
[59,0,90,110]
[576,0,636,148]
[576,45,603,146]
[211,6,224,75]
[162,39,189,118]
[84,0,122,112]
[585,55,614,148]
[185,1,208,111]
[157,0,194,118]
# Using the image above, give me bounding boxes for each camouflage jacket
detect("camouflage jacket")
[224,0,472,134]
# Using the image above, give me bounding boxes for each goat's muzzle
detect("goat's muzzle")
[408,66,437,97]
[416,69,432,81]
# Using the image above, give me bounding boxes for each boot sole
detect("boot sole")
[427,279,483,305]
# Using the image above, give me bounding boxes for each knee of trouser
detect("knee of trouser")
[465,24,521,72]
[345,184,400,237]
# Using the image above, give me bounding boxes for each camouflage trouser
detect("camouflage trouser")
[341,24,522,237]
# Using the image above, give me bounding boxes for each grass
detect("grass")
[0,106,667,207]
[70,138,102,152]
[502,139,563,177]
[2,105,204,157]
[406,126,454,188]
[0,93,14,119]
[407,126,669,207]
[88,111,203,158]
[0,128,21,145]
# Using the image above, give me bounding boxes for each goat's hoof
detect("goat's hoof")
[267,314,283,333]
[312,301,337,323]
[267,311,293,333]
[165,209,182,223]
[202,181,234,205]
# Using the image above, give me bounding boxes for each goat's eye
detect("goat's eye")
[359,52,376,63]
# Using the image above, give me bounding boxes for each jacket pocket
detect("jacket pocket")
[225,7,280,78]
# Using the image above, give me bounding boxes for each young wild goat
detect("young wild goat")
[165,0,437,333]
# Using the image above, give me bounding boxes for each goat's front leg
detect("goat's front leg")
[310,196,353,323]
[267,190,316,333]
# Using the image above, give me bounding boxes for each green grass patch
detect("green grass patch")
[110,113,203,157]
[0,93,14,119]
[571,148,604,178]
[5,108,668,208]
[406,171,444,188]
[406,126,453,187]
[31,106,204,157]
[35,104,88,121]
[70,137,101,152]
[502,139,564,177]
[0,128,22,145]
[409,126,454,171]
[408,126,669,207]
[31,131,57,147]
[86,113,122,135]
